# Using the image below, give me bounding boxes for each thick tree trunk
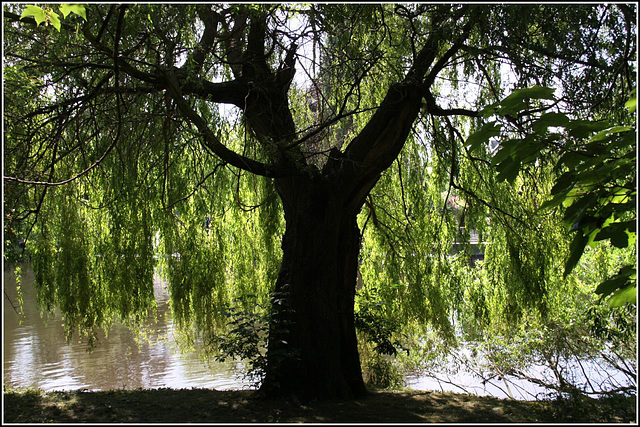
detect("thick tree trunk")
[233,26,425,400]
[255,79,423,401]
[259,175,368,400]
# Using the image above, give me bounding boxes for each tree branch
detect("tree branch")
[4,102,122,187]
[163,70,285,178]
[423,91,479,117]
[182,5,221,76]
[80,19,250,108]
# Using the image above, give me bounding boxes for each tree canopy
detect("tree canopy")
[3,3,636,399]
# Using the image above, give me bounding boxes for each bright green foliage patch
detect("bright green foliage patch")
[3,4,636,382]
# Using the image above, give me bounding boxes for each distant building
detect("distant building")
[446,194,486,265]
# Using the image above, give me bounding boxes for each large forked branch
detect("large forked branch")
[77,7,293,178]
[75,13,250,108]
[163,71,285,178]
[339,29,440,172]
[336,9,474,211]
[183,5,222,76]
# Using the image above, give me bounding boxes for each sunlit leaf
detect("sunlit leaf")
[625,88,636,113]
[59,4,87,20]
[607,285,636,308]
[49,11,61,31]
[20,5,46,26]
[607,187,633,204]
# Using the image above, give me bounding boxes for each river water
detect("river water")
[3,265,252,392]
[3,265,632,400]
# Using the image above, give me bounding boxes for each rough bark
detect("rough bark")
[260,175,368,400]
[247,62,426,401]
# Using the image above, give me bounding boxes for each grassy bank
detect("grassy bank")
[3,387,636,423]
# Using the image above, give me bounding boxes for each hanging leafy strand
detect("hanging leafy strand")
[3,4,635,364]
[4,4,286,348]
[466,86,636,308]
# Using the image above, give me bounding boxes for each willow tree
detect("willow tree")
[3,4,636,399]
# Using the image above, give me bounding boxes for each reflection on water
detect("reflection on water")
[3,265,252,392]
[6,266,630,400]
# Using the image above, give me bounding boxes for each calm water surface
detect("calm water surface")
[3,265,252,392]
[4,265,627,400]
[0,266,546,399]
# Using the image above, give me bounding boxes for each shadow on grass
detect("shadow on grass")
[3,387,636,423]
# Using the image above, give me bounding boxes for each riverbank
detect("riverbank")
[3,387,636,423]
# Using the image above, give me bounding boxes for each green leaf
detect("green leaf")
[515,85,556,100]
[59,4,71,18]
[503,86,556,103]
[491,139,520,165]
[466,122,502,152]
[20,5,46,26]
[550,172,575,195]
[590,265,635,305]
[59,4,87,21]
[594,221,636,248]
[565,120,611,139]
[607,285,636,308]
[625,90,636,113]
[532,112,570,133]
[495,158,521,183]
[514,139,546,165]
[497,86,555,116]
[49,11,61,31]
[557,151,589,169]
[538,193,566,212]
[563,231,588,279]
[479,102,498,119]
[618,265,637,277]
[595,274,630,296]
[589,126,633,143]
[563,195,599,232]
[607,187,634,204]
[498,100,527,116]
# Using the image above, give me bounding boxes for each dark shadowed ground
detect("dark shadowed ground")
[3,387,636,423]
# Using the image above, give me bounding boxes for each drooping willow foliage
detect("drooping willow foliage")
[3,3,636,362]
